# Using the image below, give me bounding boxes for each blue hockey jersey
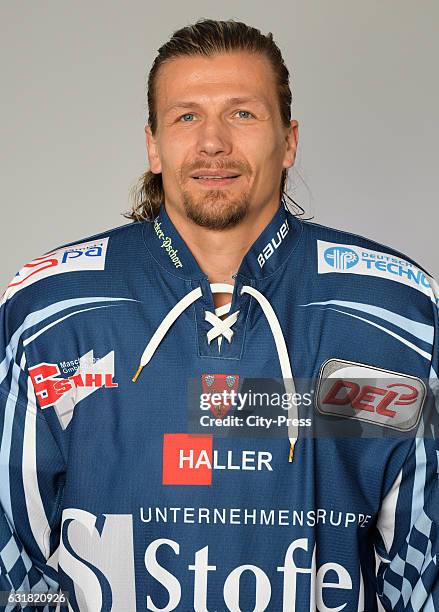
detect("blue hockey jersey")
[0,199,438,611]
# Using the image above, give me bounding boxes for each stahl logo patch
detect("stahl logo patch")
[28,349,117,429]
[316,358,426,431]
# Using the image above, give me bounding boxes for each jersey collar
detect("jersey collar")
[142,198,303,281]
[235,198,303,280]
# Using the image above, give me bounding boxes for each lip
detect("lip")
[189,170,241,178]
[189,170,241,187]
[191,176,241,187]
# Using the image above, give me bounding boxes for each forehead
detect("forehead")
[155,52,277,112]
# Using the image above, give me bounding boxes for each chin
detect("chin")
[182,190,251,231]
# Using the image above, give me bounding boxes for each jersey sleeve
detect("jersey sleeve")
[0,291,67,611]
[375,277,439,611]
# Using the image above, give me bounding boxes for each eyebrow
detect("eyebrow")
[164,96,268,114]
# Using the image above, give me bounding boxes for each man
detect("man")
[0,18,438,611]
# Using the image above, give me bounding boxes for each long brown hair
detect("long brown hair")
[125,19,294,222]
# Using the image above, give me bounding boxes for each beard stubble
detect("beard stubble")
[181,187,251,230]
[180,158,252,230]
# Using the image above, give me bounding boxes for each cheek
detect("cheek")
[251,144,284,175]
[264,137,288,170]
[239,128,283,163]
[160,135,194,174]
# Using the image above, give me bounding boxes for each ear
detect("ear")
[282,119,299,169]
[145,124,162,174]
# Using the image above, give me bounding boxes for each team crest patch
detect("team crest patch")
[201,373,240,418]
[2,237,109,302]
[316,358,426,431]
[317,240,433,299]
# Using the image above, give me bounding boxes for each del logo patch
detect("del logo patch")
[316,358,426,431]
[2,237,109,302]
[317,240,433,299]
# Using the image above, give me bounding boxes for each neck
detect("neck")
[165,198,280,309]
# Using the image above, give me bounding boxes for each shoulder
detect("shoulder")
[288,218,439,325]
[296,217,437,304]
[295,216,439,383]
[1,219,145,316]
[41,218,144,256]
[300,217,432,275]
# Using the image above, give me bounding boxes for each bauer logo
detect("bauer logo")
[2,237,109,302]
[324,246,359,270]
[257,219,289,269]
[317,240,433,298]
[316,358,426,431]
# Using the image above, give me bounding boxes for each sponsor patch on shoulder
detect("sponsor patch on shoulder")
[316,358,426,431]
[2,237,109,302]
[317,240,432,298]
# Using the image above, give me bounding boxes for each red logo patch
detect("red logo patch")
[28,361,118,408]
[201,373,240,418]
[323,380,419,417]
[316,359,426,431]
[162,433,213,486]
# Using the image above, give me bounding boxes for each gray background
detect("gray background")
[1,0,437,288]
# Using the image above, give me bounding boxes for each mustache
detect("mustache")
[181,159,251,176]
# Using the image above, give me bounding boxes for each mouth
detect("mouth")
[190,174,241,187]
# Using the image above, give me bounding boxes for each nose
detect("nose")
[196,116,232,157]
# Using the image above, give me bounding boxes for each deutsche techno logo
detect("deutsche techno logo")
[317,240,433,298]
[324,246,359,270]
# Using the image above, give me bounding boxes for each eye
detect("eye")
[179,113,196,122]
[234,110,254,119]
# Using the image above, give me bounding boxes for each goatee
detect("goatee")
[182,189,251,230]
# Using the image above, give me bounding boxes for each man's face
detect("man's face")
[145,51,298,230]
